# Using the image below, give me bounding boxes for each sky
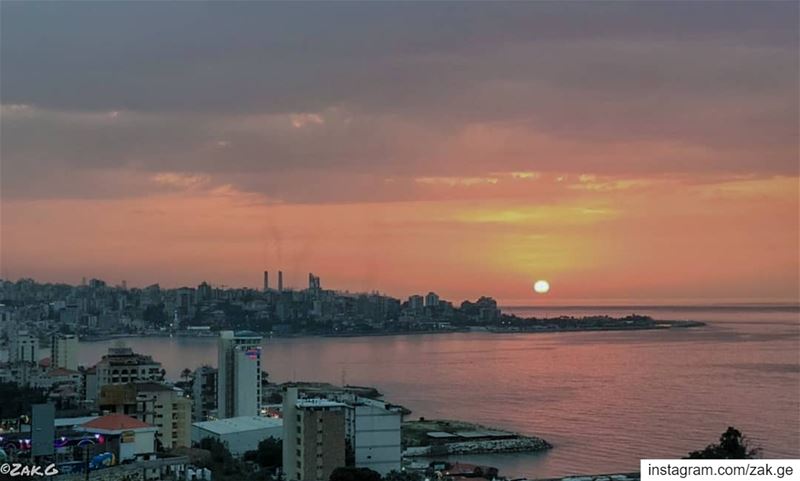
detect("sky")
[1,1,798,305]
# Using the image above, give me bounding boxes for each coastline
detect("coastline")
[402,419,553,457]
[78,319,706,342]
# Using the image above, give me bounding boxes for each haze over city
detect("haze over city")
[2,2,798,305]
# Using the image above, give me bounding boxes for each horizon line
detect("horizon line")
[2,276,798,309]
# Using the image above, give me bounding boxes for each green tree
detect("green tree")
[329,467,381,481]
[244,437,282,469]
[686,427,761,459]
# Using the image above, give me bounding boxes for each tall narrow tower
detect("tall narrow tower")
[278,271,284,292]
[217,330,262,418]
[263,271,269,291]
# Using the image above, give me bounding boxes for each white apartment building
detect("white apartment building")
[52,334,79,370]
[217,330,262,418]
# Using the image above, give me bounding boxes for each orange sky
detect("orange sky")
[1,2,798,304]
[3,171,797,304]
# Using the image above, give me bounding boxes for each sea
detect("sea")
[77,305,800,478]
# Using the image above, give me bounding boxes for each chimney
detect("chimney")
[278,271,283,292]
[263,271,269,291]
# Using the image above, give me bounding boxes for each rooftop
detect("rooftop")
[234,330,261,338]
[296,398,347,409]
[47,368,80,377]
[57,416,99,427]
[134,382,175,392]
[81,413,153,431]
[193,416,282,435]
[20,416,100,432]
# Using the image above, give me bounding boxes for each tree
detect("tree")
[244,437,282,469]
[181,368,193,384]
[0,382,47,419]
[329,467,381,481]
[197,437,239,475]
[686,427,761,459]
[383,470,424,481]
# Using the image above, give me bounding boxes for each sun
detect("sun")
[533,279,550,294]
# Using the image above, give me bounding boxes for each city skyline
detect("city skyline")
[2,2,798,305]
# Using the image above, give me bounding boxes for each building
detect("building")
[217,331,262,418]
[283,388,347,481]
[424,292,440,308]
[176,287,196,320]
[308,273,321,292]
[191,416,282,457]
[10,330,39,363]
[85,347,165,402]
[99,382,192,449]
[197,282,213,302]
[280,387,403,477]
[77,413,158,463]
[43,367,82,389]
[342,397,403,476]
[0,360,45,387]
[52,334,79,370]
[408,295,424,311]
[192,366,218,422]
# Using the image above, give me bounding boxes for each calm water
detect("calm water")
[79,306,800,478]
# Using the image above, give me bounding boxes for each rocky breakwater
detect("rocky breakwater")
[402,419,552,457]
[405,436,552,456]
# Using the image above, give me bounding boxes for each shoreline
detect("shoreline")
[402,419,553,457]
[77,320,706,342]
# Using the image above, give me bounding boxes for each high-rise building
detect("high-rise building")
[408,295,424,311]
[283,388,346,481]
[217,331,262,418]
[197,282,213,302]
[308,273,321,292]
[424,292,440,308]
[192,365,218,421]
[52,334,78,370]
[10,330,39,363]
[176,287,196,318]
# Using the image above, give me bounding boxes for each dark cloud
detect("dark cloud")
[2,1,795,114]
[1,1,797,201]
